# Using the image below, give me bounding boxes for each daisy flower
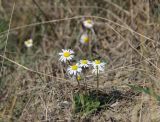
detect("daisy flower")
[24,39,33,48]
[83,19,94,29]
[67,63,82,76]
[91,60,106,74]
[59,49,74,63]
[80,33,89,44]
[79,59,91,68]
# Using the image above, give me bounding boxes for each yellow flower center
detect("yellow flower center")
[25,39,33,47]
[81,60,87,64]
[63,52,70,57]
[95,60,101,64]
[71,65,78,70]
[86,19,92,24]
[84,37,89,43]
[26,41,31,44]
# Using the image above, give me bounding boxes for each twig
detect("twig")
[0,54,70,82]
[0,15,158,46]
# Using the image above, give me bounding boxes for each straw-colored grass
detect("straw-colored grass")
[0,0,160,121]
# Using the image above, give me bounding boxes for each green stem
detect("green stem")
[83,72,87,93]
[96,66,99,94]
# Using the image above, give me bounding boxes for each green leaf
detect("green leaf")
[73,92,101,116]
[127,84,160,102]
[79,93,85,107]
[127,84,151,94]
[0,19,8,32]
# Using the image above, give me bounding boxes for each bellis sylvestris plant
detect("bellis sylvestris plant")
[80,33,89,44]
[83,19,94,29]
[58,49,106,89]
[57,19,108,115]
[58,19,106,93]
[79,59,91,68]
[59,49,74,63]
[92,60,106,74]
[67,63,82,86]
[91,60,106,92]
[24,39,33,48]
[67,63,82,76]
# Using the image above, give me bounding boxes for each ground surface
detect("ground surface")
[0,0,160,122]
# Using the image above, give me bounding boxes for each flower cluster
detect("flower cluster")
[79,19,94,45]
[58,49,106,77]
[58,19,105,89]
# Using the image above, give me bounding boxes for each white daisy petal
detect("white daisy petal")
[69,50,74,54]
[59,52,63,55]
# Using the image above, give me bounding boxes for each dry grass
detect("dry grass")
[0,0,160,121]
